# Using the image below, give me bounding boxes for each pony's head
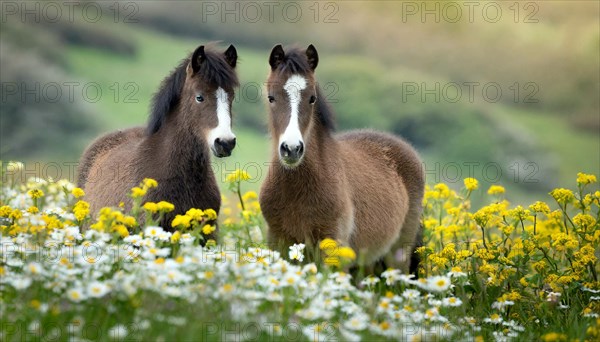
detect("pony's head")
[266,44,333,167]
[148,44,239,158]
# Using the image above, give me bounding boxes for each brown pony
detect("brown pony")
[259,45,425,272]
[77,44,239,233]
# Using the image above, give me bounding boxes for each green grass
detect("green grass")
[496,106,600,186]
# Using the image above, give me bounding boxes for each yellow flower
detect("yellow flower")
[202,224,216,235]
[171,231,181,243]
[73,200,90,222]
[9,209,23,220]
[242,210,253,221]
[27,189,44,199]
[143,202,159,213]
[319,238,338,250]
[242,191,258,202]
[171,215,192,228]
[71,188,85,198]
[529,201,550,214]
[27,206,39,214]
[433,183,451,198]
[337,246,357,260]
[577,172,597,186]
[143,178,158,189]
[0,205,12,217]
[131,187,146,198]
[186,208,204,221]
[541,332,567,342]
[122,216,136,227]
[573,213,596,230]
[157,201,175,212]
[464,178,479,191]
[114,224,129,238]
[204,209,217,220]
[550,188,574,205]
[226,169,251,183]
[487,185,505,195]
[508,205,530,221]
[29,299,41,309]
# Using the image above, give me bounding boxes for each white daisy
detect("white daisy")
[442,296,463,307]
[67,288,86,302]
[87,281,109,298]
[143,226,164,239]
[288,243,306,262]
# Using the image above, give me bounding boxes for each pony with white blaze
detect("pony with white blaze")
[260,44,425,273]
[78,44,239,237]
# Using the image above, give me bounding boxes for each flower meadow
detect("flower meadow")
[1,162,599,341]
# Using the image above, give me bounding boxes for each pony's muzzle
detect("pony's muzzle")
[279,141,304,165]
[213,137,236,158]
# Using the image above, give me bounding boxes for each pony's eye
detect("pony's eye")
[195,95,204,103]
[309,95,316,104]
[268,95,275,103]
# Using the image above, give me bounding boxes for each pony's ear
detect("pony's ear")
[191,45,205,74]
[224,44,237,68]
[269,44,285,71]
[306,44,319,71]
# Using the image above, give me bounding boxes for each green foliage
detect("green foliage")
[0,41,98,161]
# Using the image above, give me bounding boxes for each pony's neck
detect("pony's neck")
[147,111,212,179]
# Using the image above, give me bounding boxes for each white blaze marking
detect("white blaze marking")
[208,87,235,146]
[279,75,307,149]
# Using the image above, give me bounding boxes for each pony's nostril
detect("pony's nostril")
[297,142,304,155]
[215,138,222,146]
[280,143,290,156]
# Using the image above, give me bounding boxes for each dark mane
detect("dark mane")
[274,47,312,75]
[274,46,336,132]
[315,86,336,131]
[147,47,239,134]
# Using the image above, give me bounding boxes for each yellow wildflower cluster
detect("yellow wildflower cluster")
[90,207,136,237]
[487,185,505,195]
[226,169,251,183]
[463,177,479,191]
[71,187,85,199]
[577,172,597,186]
[27,188,44,199]
[142,201,175,214]
[73,200,90,222]
[170,207,218,241]
[420,175,600,320]
[131,178,159,198]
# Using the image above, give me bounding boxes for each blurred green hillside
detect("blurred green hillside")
[1,1,598,204]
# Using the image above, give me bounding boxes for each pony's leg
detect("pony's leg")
[384,204,422,273]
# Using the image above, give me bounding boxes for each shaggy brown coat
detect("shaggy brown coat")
[260,45,424,272]
[77,45,238,234]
